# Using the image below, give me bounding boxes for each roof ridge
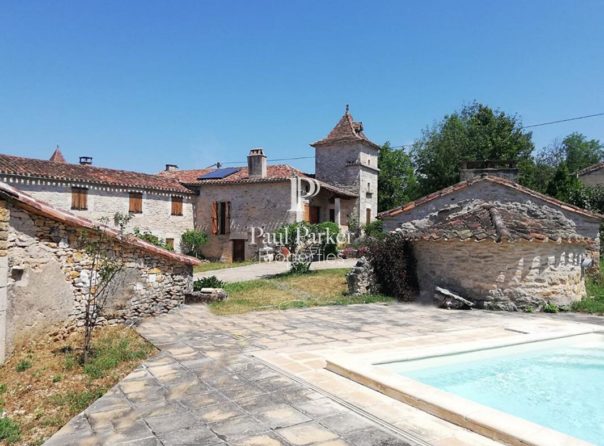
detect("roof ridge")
[378,175,604,221]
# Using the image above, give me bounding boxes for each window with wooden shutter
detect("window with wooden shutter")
[129,192,143,214]
[303,203,310,222]
[71,187,88,210]
[224,201,231,234]
[211,201,218,235]
[366,208,372,224]
[171,196,183,216]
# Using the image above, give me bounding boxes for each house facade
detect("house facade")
[0,108,379,261]
[577,162,604,187]
[0,150,195,252]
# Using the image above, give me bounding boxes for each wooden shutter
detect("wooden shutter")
[225,201,231,234]
[171,196,183,216]
[71,187,87,210]
[129,192,143,213]
[165,238,174,250]
[210,201,218,235]
[366,208,372,224]
[303,203,310,222]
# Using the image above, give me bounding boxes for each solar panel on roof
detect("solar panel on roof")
[198,167,240,180]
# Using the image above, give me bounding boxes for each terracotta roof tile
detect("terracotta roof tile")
[398,201,593,245]
[378,175,603,221]
[0,182,200,265]
[161,164,357,198]
[311,107,380,149]
[49,148,66,163]
[0,153,193,194]
[577,162,604,176]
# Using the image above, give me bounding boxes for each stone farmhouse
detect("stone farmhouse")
[379,167,602,311]
[0,108,379,261]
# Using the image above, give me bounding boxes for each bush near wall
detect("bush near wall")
[366,232,418,300]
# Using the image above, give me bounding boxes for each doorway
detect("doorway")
[232,239,246,262]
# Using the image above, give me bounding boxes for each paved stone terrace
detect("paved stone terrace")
[45,304,604,446]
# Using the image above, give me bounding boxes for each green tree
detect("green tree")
[560,132,603,173]
[378,142,418,211]
[545,163,582,202]
[412,102,534,195]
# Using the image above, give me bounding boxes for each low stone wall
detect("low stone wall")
[1,199,193,362]
[413,240,588,311]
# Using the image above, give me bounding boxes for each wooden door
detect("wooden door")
[310,206,321,224]
[232,240,245,262]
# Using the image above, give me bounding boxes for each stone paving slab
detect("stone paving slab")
[44,302,604,445]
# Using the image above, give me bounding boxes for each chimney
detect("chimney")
[247,148,267,178]
[460,160,519,182]
[79,156,93,165]
[165,164,179,172]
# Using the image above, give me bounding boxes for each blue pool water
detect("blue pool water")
[382,334,604,445]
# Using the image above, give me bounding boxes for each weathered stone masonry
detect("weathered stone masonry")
[0,190,197,363]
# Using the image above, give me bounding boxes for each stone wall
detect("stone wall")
[1,200,193,361]
[195,181,295,261]
[3,179,194,252]
[579,169,604,188]
[413,240,587,311]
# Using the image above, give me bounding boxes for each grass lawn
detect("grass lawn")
[0,326,155,445]
[573,260,604,314]
[209,268,394,315]
[194,260,255,273]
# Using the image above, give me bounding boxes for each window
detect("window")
[165,238,174,250]
[171,196,183,216]
[129,192,143,213]
[366,208,372,224]
[71,187,88,210]
[329,209,335,222]
[211,201,231,235]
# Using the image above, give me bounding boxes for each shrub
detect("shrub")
[181,229,208,258]
[366,232,418,300]
[193,276,225,290]
[133,228,172,251]
[289,257,312,275]
[363,220,384,239]
[543,302,560,313]
[0,417,20,444]
[314,222,340,257]
[15,359,32,373]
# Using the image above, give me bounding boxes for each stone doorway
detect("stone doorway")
[232,239,245,262]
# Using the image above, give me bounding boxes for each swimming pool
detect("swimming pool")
[382,333,604,445]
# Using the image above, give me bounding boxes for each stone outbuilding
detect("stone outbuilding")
[379,175,603,311]
[0,182,200,363]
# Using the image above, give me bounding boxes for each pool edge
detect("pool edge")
[325,331,599,446]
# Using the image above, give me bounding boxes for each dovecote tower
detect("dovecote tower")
[311,106,379,226]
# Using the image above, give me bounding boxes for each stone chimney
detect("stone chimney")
[79,156,93,165]
[165,164,179,172]
[247,148,267,178]
[460,160,519,182]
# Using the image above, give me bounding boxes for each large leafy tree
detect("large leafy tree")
[378,142,419,211]
[521,133,603,195]
[412,102,534,195]
[561,132,603,173]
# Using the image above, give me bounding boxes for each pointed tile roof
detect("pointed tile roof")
[311,106,380,149]
[49,147,66,163]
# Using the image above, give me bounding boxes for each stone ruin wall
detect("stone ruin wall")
[413,239,588,311]
[0,199,193,361]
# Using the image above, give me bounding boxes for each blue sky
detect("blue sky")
[1,0,603,174]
